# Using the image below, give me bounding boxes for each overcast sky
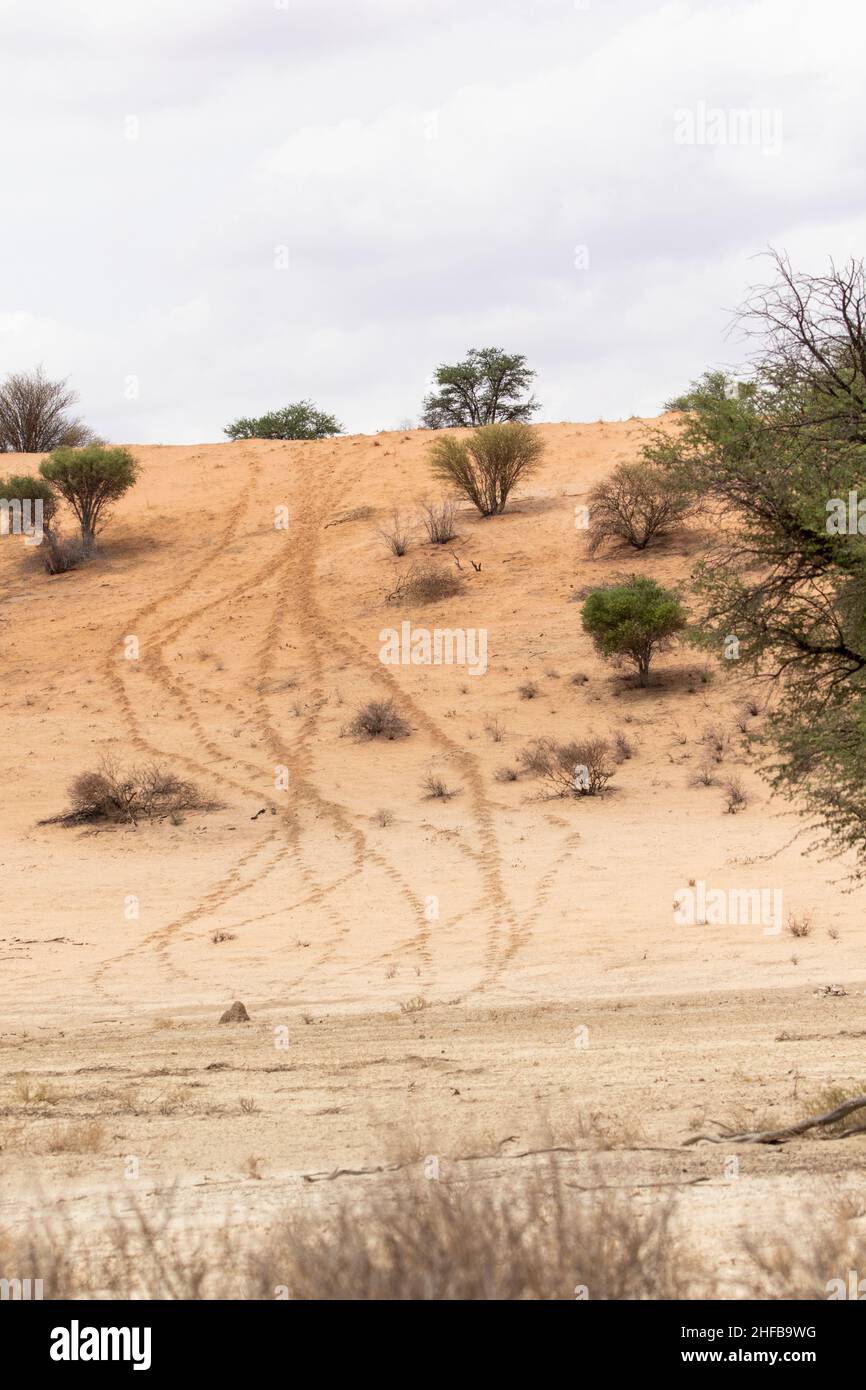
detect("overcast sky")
[1,0,864,443]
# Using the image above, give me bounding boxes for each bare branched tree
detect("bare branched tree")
[739,250,866,444]
[587,461,690,555]
[0,366,93,453]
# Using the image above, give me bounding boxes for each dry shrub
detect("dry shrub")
[387,563,463,605]
[787,910,813,939]
[723,776,748,814]
[742,1206,866,1299]
[419,498,457,544]
[421,773,459,800]
[518,740,552,776]
[518,680,539,700]
[40,761,216,822]
[519,737,614,796]
[399,996,429,1014]
[587,461,690,555]
[613,730,635,762]
[347,698,410,740]
[41,532,87,574]
[378,509,411,556]
[691,762,717,788]
[252,1173,698,1301]
[8,1177,865,1301]
[42,758,217,827]
[46,1120,105,1154]
[701,724,729,762]
[0,1167,709,1300]
[494,765,519,783]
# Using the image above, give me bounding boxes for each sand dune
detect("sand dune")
[2,418,863,1283]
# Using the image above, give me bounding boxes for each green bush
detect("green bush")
[429,422,544,517]
[0,473,59,532]
[225,401,342,441]
[40,445,140,548]
[582,577,687,687]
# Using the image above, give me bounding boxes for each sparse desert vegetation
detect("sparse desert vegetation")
[587,460,690,555]
[429,421,544,517]
[41,759,217,827]
[5,256,866,1320]
[347,698,411,740]
[520,736,615,797]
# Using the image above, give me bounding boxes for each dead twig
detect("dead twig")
[684,1094,866,1146]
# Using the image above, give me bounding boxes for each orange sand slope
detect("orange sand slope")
[1,419,861,1026]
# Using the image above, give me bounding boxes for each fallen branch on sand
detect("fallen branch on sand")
[684,1095,866,1146]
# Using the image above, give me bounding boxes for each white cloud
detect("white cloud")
[0,0,864,440]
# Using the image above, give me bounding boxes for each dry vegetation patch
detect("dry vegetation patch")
[41,759,219,827]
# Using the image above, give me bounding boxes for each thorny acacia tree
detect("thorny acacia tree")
[421,348,539,428]
[650,251,866,872]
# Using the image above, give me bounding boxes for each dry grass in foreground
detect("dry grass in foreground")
[4,1165,863,1300]
[1,1167,703,1300]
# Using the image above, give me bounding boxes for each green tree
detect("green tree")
[421,348,539,429]
[429,422,544,517]
[0,473,59,532]
[225,400,343,441]
[40,445,140,548]
[647,251,866,871]
[582,577,687,686]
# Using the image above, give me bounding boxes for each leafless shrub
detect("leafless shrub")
[419,497,457,544]
[518,740,551,776]
[787,910,813,939]
[386,563,463,605]
[41,758,217,827]
[421,773,460,800]
[41,532,86,574]
[379,509,412,556]
[723,776,748,814]
[494,765,519,783]
[211,930,235,944]
[399,996,429,1014]
[691,762,718,788]
[484,716,505,743]
[347,698,410,740]
[0,365,95,453]
[613,730,635,762]
[518,680,539,700]
[587,461,690,555]
[372,809,394,827]
[520,737,615,796]
[701,724,729,762]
